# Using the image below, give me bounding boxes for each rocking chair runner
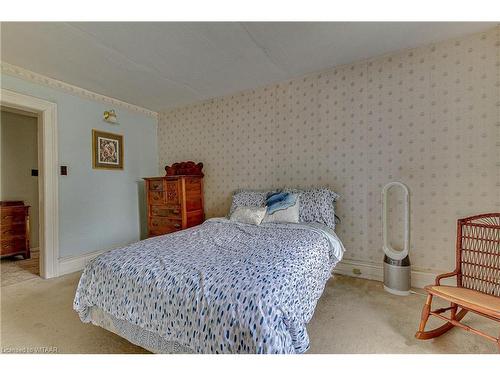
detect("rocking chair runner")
[415,213,500,349]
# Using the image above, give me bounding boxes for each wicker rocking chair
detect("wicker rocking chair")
[415,213,500,350]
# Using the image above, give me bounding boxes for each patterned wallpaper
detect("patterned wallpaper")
[158,27,499,273]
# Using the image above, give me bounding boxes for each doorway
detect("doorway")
[0,89,59,280]
[1,107,40,286]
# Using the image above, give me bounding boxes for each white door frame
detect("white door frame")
[1,89,59,278]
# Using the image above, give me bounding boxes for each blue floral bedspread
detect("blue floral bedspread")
[74,218,345,354]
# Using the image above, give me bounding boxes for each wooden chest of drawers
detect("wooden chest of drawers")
[1,201,30,259]
[144,162,204,237]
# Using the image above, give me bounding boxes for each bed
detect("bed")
[73,217,345,354]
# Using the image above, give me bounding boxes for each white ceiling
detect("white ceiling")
[1,22,496,112]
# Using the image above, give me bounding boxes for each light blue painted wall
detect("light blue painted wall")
[1,73,158,258]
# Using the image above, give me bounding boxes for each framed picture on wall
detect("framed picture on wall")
[92,129,123,170]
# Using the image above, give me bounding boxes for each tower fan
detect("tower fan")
[382,182,411,296]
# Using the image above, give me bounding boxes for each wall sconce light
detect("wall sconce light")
[103,109,118,124]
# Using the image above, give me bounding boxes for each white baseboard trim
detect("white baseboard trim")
[333,259,454,289]
[58,249,106,276]
[334,259,384,282]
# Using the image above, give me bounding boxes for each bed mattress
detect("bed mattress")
[74,218,345,354]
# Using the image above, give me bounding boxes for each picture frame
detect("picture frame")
[92,129,123,170]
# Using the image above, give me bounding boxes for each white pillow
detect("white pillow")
[230,206,267,225]
[262,199,300,224]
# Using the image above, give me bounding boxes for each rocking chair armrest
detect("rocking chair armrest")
[435,271,458,286]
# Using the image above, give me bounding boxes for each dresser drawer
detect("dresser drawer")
[149,216,182,235]
[151,205,181,218]
[165,180,180,205]
[1,208,27,225]
[149,225,181,236]
[1,223,26,239]
[148,191,165,205]
[148,179,164,191]
[1,239,26,256]
[150,216,182,229]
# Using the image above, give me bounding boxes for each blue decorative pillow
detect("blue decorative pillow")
[265,191,285,206]
[262,198,300,223]
[266,192,298,215]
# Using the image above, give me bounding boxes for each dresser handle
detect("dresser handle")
[172,209,180,214]
[2,230,14,235]
[174,223,181,228]
[2,215,13,220]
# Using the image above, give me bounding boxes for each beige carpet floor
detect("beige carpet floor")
[0,272,497,354]
[1,249,40,287]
